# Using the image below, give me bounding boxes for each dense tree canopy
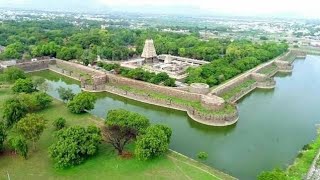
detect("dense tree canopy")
[0,20,287,67]
[186,41,288,86]
[49,126,102,168]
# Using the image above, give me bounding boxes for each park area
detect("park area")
[0,74,233,180]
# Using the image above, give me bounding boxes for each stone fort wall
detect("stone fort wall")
[107,73,202,101]
[14,60,54,72]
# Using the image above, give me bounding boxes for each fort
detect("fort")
[4,46,311,127]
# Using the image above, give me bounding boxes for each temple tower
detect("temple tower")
[141,39,158,63]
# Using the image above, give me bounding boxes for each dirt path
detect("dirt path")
[167,154,224,180]
[306,149,320,180]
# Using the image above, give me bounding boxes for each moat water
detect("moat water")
[31,55,320,179]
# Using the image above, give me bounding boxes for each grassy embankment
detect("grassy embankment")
[0,83,234,179]
[286,130,320,179]
[220,79,256,102]
[116,84,236,115]
[258,64,278,76]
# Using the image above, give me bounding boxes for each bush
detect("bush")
[197,151,208,161]
[0,122,6,151]
[12,78,36,93]
[257,168,288,180]
[135,125,171,161]
[53,118,66,130]
[57,86,75,102]
[3,67,26,82]
[2,96,29,127]
[49,126,102,168]
[67,92,97,114]
[153,124,172,143]
[33,92,53,110]
[163,78,176,87]
[8,135,28,159]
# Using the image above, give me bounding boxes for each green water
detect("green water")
[30,55,320,179]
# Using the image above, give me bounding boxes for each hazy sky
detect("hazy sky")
[0,0,319,18]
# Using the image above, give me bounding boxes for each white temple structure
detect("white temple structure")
[141,39,157,63]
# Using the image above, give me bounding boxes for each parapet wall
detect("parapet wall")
[214,75,251,96]
[14,60,54,72]
[107,74,202,101]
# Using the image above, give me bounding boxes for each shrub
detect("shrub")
[3,67,26,82]
[53,118,66,130]
[12,78,36,93]
[57,86,75,102]
[0,122,6,151]
[135,125,171,160]
[33,92,53,110]
[257,168,288,180]
[67,92,97,114]
[49,126,102,168]
[197,151,208,161]
[8,135,28,159]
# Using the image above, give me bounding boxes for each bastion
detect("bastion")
[189,83,210,94]
[201,95,225,110]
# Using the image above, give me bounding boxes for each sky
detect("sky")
[0,0,319,18]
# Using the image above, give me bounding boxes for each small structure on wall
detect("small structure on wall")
[141,39,158,63]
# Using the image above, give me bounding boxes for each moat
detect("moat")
[30,55,320,179]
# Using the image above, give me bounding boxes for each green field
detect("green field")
[0,87,234,180]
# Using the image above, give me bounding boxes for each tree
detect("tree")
[3,67,26,82]
[0,122,6,151]
[53,117,66,130]
[154,124,172,143]
[16,113,46,150]
[257,168,288,180]
[104,109,150,155]
[163,78,176,87]
[33,92,52,110]
[49,126,102,168]
[67,92,97,114]
[33,77,50,92]
[135,125,171,160]
[8,135,28,159]
[2,96,29,127]
[12,78,36,94]
[57,86,75,102]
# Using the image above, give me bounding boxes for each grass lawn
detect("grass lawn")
[0,86,234,180]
